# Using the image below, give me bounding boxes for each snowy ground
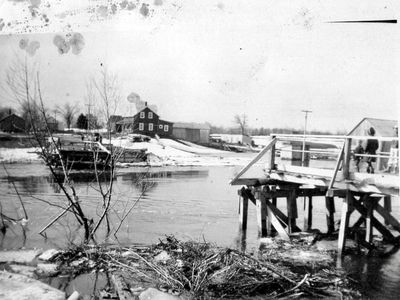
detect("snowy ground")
[106,137,252,167]
[0,138,253,167]
[0,148,41,164]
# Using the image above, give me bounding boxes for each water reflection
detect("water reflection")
[4,175,45,194]
[344,252,400,299]
[1,164,400,299]
[49,170,115,184]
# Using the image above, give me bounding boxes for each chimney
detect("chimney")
[145,102,147,107]
[8,108,12,115]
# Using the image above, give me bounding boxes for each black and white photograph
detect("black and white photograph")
[0,0,399,299]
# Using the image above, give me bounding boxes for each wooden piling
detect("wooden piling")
[256,196,267,237]
[365,197,374,243]
[338,192,353,256]
[303,196,313,232]
[269,186,277,235]
[383,195,392,226]
[286,190,298,234]
[238,188,249,231]
[325,196,335,234]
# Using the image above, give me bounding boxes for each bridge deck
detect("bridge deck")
[232,134,399,255]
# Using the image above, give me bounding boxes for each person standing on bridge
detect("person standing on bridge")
[365,127,379,174]
[384,125,398,174]
[353,140,364,172]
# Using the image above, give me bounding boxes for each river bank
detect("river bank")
[0,136,253,166]
[0,236,362,299]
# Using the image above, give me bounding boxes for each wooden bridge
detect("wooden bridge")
[231,134,399,254]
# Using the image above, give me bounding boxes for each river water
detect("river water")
[1,161,399,299]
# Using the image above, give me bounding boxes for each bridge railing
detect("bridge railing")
[272,134,399,176]
[231,134,399,186]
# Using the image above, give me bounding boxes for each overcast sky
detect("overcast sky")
[0,0,398,132]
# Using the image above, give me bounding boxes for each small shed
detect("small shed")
[173,122,210,144]
[108,115,123,132]
[0,114,25,133]
[348,118,398,171]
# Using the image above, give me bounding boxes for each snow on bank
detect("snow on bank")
[0,148,41,163]
[0,138,253,167]
[107,137,252,167]
[159,138,225,154]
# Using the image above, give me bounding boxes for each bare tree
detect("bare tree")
[84,66,122,235]
[2,54,146,245]
[57,102,79,129]
[2,54,93,241]
[2,55,40,132]
[90,66,121,140]
[234,114,248,135]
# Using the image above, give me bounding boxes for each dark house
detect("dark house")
[0,114,25,133]
[116,106,173,138]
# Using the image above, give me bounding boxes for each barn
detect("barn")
[348,117,398,171]
[173,122,210,144]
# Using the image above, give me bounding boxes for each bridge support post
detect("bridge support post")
[338,191,353,255]
[364,196,377,244]
[287,190,298,234]
[303,196,313,232]
[256,196,267,237]
[238,187,249,231]
[384,195,392,226]
[325,196,335,234]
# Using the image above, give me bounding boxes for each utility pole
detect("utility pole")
[85,102,93,134]
[301,110,312,166]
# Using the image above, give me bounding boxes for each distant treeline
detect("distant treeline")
[208,124,347,136]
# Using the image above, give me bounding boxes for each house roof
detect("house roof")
[135,106,159,118]
[348,118,398,136]
[109,115,123,122]
[116,116,136,125]
[0,113,24,123]
[173,122,210,130]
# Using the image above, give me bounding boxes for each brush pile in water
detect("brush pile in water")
[54,236,361,299]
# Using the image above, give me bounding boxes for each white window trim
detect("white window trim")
[139,123,144,131]
[148,112,153,119]
[149,123,153,131]
[140,112,145,119]
[159,124,163,129]
[164,125,169,132]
